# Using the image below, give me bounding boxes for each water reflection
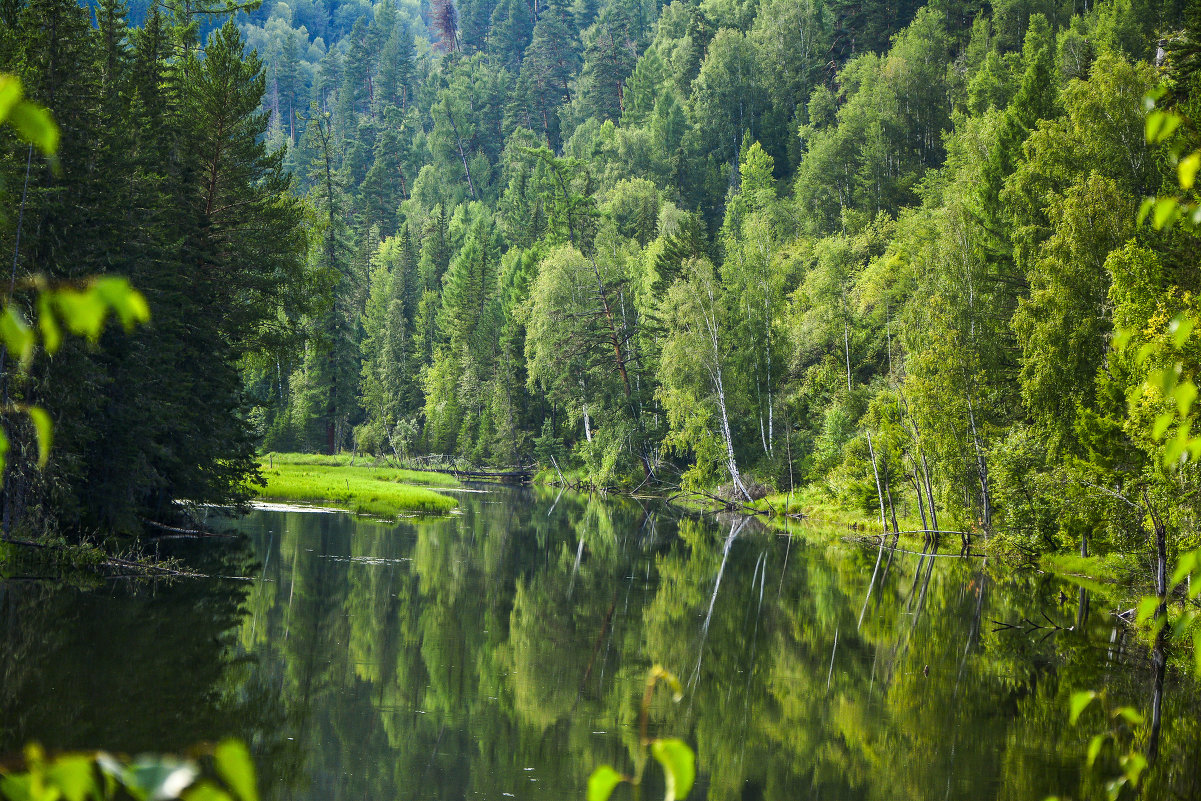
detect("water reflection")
[2,487,1198,800]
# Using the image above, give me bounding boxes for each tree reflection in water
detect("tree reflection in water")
[1,487,1198,801]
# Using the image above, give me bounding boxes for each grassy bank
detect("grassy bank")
[255,454,460,516]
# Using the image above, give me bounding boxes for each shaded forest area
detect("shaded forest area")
[3,0,1201,575]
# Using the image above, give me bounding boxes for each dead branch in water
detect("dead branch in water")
[0,536,207,578]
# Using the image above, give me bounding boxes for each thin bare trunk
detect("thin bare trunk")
[966,395,991,532]
[865,431,887,534]
[911,463,929,532]
[844,319,853,391]
[702,285,749,501]
[715,356,749,500]
[443,106,477,200]
[765,291,773,453]
[921,451,938,534]
[883,465,899,535]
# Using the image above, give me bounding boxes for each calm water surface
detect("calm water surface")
[2,486,1198,800]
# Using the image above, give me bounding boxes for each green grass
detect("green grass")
[1040,552,1134,585]
[254,459,459,516]
[261,452,461,487]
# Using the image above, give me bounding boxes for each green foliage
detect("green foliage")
[0,75,148,489]
[587,666,696,801]
[0,740,258,801]
[1055,76,1201,801]
[0,75,57,156]
[9,0,1195,573]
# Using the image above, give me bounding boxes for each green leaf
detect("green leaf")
[1171,610,1196,639]
[1155,366,1179,396]
[1069,691,1098,725]
[124,756,198,801]
[7,100,59,155]
[53,290,108,341]
[1121,753,1148,786]
[1180,152,1201,189]
[26,406,51,467]
[1171,550,1199,586]
[1152,411,1175,441]
[1146,110,1167,142]
[1188,437,1201,461]
[0,306,35,362]
[1194,629,1201,677]
[0,75,22,120]
[1143,87,1167,112]
[650,739,695,801]
[213,740,257,801]
[182,781,235,801]
[37,292,61,355]
[1106,776,1127,801]
[1137,196,1154,225]
[1176,380,1198,416]
[1086,734,1107,767]
[1153,197,1180,230]
[1165,425,1189,465]
[91,277,150,329]
[587,766,625,801]
[1136,595,1161,625]
[1170,314,1196,348]
[1146,110,1182,144]
[1113,706,1145,726]
[0,775,35,801]
[0,427,9,483]
[46,756,97,801]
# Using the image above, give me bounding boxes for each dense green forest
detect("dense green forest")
[235,0,1201,567]
[4,0,1201,569]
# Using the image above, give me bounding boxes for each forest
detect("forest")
[2,0,1201,571]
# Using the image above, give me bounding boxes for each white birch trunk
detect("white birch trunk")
[702,283,750,501]
[865,431,888,533]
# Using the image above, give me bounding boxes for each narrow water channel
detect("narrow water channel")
[1,486,1197,800]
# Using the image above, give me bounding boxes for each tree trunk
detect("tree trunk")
[865,431,887,534]
[921,451,938,536]
[540,152,649,477]
[911,463,929,533]
[843,319,853,392]
[966,395,991,532]
[882,463,899,535]
[444,107,477,200]
[762,285,774,453]
[714,358,749,501]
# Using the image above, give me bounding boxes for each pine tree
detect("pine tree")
[620,46,666,125]
[578,0,638,121]
[486,0,534,71]
[515,0,579,146]
[361,127,406,236]
[377,24,415,109]
[342,15,374,117]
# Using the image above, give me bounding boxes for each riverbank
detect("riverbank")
[532,466,1142,599]
[255,453,460,516]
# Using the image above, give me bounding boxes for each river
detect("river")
[1,486,1198,800]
